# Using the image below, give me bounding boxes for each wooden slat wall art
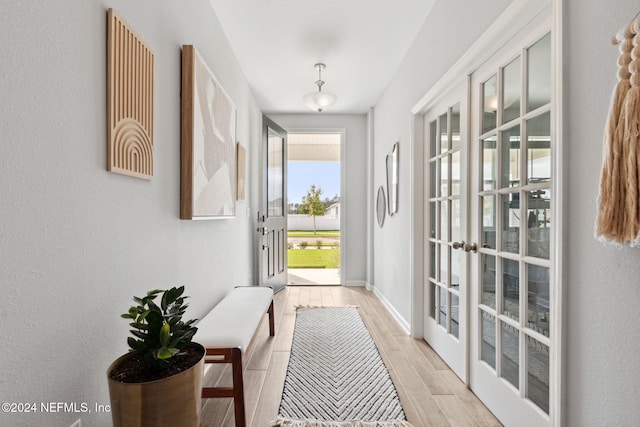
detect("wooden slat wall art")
[107,9,154,179]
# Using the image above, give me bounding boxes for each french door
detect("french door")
[468,22,554,427]
[420,5,558,425]
[423,82,469,381]
[258,116,288,293]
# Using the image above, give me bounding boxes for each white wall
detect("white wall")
[0,1,261,425]
[371,0,511,326]
[565,0,640,425]
[268,114,368,286]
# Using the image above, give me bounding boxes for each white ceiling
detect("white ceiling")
[288,133,341,162]
[207,0,436,114]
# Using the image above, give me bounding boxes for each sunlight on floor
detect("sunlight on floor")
[288,268,340,285]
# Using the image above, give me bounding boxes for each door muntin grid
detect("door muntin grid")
[428,102,462,339]
[475,32,552,415]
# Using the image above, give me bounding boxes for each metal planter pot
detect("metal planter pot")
[107,343,205,427]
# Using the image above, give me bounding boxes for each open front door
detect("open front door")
[258,116,288,293]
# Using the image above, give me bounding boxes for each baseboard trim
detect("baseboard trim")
[372,288,411,334]
[345,280,367,287]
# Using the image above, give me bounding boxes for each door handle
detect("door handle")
[452,241,478,253]
[452,241,465,250]
[463,242,478,253]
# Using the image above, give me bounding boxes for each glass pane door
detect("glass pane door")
[268,128,284,217]
[424,82,468,381]
[469,31,553,426]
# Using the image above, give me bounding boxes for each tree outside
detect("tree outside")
[299,184,326,234]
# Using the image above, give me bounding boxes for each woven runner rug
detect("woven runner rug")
[272,307,412,427]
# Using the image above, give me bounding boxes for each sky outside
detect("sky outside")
[288,161,340,205]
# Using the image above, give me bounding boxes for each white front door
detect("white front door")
[423,81,469,381]
[468,19,554,427]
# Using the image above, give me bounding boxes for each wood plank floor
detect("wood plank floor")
[200,286,502,427]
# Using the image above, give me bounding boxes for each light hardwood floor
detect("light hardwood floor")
[200,286,502,427]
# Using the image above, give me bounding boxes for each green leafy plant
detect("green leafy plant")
[121,286,197,371]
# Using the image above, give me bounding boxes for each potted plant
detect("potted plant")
[107,286,205,427]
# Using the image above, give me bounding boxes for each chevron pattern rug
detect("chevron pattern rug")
[272,307,412,427]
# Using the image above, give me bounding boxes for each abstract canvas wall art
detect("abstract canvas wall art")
[106,9,154,179]
[180,45,237,219]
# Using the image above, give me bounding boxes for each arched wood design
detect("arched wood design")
[107,9,154,179]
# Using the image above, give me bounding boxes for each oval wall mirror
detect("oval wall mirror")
[376,186,386,227]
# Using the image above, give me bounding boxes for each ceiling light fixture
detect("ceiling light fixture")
[303,63,337,112]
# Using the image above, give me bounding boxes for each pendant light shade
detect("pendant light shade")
[303,91,337,112]
[303,63,337,112]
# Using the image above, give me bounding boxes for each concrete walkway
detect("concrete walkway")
[288,268,340,285]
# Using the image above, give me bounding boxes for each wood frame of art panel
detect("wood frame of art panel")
[180,45,237,220]
[237,142,247,201]
[106,8,154,180]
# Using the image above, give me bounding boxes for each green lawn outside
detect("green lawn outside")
[290,242,338,248]
[288,248,340,268]
[288,230,340,238]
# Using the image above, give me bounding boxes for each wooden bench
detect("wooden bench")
[195,286,275,427]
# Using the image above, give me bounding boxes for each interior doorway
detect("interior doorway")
[286,132,342,285]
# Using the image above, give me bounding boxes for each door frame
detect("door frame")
[284,127,346,286]
[409,0,563,424]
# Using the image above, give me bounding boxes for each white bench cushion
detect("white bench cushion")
[195,286,273,353]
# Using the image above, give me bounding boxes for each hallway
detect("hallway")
[200,286,501,426]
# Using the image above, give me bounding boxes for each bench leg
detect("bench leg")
[201,348,247,427]
[268,300,275,337]
[231,348,246,427]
